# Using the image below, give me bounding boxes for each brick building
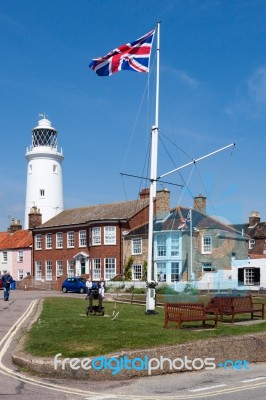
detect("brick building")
[30,189,170,282]
[233,211,266,255]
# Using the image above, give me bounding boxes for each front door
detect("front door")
[81,257,86,275]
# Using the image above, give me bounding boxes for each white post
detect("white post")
[146,22,160,314]
[158,143,235,180]
[189,208,194,282]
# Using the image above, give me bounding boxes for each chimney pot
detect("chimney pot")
[249,211,260,227]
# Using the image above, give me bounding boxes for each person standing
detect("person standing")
[2,271,14,301]
[99,277,105,298]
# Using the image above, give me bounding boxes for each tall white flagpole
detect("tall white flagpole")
[146,21,160,314]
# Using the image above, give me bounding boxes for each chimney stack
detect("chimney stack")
[8,218,22,233]
[139,188,150,199]
[28,206,42,229]
[156,189,170,218]
[193,194,207,214]
[249,211,260,227]
[139,188,170,218]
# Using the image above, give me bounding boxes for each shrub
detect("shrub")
[142,261,147,281]
[183,284,199,295]
[133,287,146,294]
[124,257,133,280]
[156,284,177,295]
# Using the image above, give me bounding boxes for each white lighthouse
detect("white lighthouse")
[24,115,64,229]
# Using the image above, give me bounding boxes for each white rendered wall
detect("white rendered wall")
[24,120,64,228]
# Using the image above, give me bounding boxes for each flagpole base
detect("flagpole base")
[145,281,157,315]
[145,309,158,315]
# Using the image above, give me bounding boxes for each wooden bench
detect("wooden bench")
[164,302,218,329]
[206,296,233,316]
[206,294,265,323]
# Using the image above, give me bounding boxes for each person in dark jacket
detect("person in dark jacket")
[2,271,14,301]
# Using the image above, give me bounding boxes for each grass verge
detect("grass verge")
[24,297,266,359]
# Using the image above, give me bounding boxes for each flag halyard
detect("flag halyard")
[89,29,155,77]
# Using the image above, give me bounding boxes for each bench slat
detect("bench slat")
[206,294,265,323]
[164,302,218,329]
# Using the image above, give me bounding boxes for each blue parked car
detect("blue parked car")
[62,277,87,294]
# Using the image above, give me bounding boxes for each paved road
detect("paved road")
[0,290,266,400]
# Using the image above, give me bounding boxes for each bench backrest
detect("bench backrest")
[165,303,205,318]
[208,295,253,309]
[208,297,232,308]
[230,295,252,309]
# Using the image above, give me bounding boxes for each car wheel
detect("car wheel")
[62,287,67,293]
[79,288,85,294]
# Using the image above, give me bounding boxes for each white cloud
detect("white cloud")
[162,65,199,88]
[223,66,266,117]
[248,67,266,105]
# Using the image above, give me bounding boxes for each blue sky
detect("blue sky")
[1,0,266,231]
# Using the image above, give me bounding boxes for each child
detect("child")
[99,277,105,298]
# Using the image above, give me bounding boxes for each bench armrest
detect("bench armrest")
[205,307,219,315]
[252,302,265,308]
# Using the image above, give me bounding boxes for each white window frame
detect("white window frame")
[104,258,116,280]
[2,251,7,262]
[171,235,180,256]
[157,235,166,257]
[202,236,212,254]
[79,230,87,247]
[35,261,42,280]
[157,262,166,282]
[171,262,179,282]
[46,261,52,281]
[35,234,42,250]
[46,233,52,249]
[132,238,142,255]
[56,232,63,249]
[244,268,255,285]
[92,258,101,280]
[67,260,75,277]
[132,264,142,280]
[202,262,214,272]
[56,260,63,277]
[92,227,101,245]
[249,238,255,249]
[104,226,116,245]
[18,269,24,280]
[17,250,23,262]
[67,231,75,248]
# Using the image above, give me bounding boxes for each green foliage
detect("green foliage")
[142,260,147,281]
[132,287,146,294]
[124,256,133,280]
[156,284,177,295]
[125,285,135,293]
[183,284,199,295]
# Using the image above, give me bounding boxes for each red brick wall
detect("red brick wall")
[33,222,131,279]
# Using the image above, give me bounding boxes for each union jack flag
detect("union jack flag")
[89,29,155,77]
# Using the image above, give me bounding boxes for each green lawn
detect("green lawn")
[24,297,266,358]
